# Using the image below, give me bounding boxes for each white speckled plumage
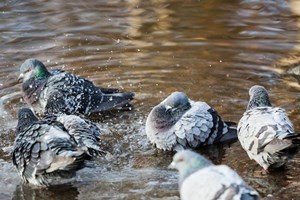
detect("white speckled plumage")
[146,92,237,151]
[169,150,260,200]
[18,58,134,116]
[238,85,299,170]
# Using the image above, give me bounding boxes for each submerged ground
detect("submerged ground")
[1,0,300,199]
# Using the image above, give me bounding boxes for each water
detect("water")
[1,0,300,199]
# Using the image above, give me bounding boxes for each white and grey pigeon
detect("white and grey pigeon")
[18,58,134,116]
[169,150,260,200]
[12,108,106,187]
[237,85,300,171]
[145,92,237,151]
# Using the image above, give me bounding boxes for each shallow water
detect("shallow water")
[1,0,300,199]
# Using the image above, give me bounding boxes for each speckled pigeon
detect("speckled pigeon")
[169,150,260,200]
[237,85,300,171]
[18,58,134,116]
[12,108,105,187]
[145,91,237,151]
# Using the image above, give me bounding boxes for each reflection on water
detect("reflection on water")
[12,184,79,200]
[1,0,300,199]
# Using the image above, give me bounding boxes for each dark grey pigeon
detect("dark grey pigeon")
[238,85,300,171]
[169,150,260,200]
[145,92,237,151]
[12,108,105,187]
[18,58,134,116]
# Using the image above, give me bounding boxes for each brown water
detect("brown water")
[1,0,300,199]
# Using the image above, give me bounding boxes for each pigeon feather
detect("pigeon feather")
[146,92,237,151]
[12,108,105,187]
[238,85,299,170]
[169,150,260,200]
[18,58,134,116]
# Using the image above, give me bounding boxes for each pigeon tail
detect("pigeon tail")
[283,133,300,141]
[60,153,92,172]
[88,91,134,113]
[241,192,260,200]
[99,87,121,94]
[86,147,106,158]
[215,122,238,144]
[263,136,299,161]
[281,134,300,158]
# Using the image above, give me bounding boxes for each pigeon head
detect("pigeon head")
[246,85,272,110]
[16,108,39,134]
[150,92,191,129]
[169,150,212,185]
[162,92,190,110]
[18,59,50,82]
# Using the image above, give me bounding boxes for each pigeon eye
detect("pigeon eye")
[177,158,184,163]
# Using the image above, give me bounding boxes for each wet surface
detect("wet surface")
[1,0,300,199]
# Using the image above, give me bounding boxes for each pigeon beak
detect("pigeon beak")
[168,161,176,169]
[18,73,24,82]
[165,105,172,112]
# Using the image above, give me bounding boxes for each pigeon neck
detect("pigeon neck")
[179,159,211,187]
[22,77,48,105]
[35,67,51,80]
[151,107,178,130]
[246,93,272,110]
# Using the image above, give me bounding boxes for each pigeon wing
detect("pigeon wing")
[238,107,294,156]
[174,102,222,148]
[43,72,89,115]
[56,115,106,157]
[13,123,87,186]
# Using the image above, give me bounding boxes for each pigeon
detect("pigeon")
[18,58,134,116]
[169,150,260,200]
[12,108,105,187]
[237,85,300,171]
[145,91,237,151]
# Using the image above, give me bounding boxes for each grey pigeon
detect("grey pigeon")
[237,85,300,171]
[18,58,134,116]
[169,150,260,200]
[12,108,105,187]
[145,92,237,151]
